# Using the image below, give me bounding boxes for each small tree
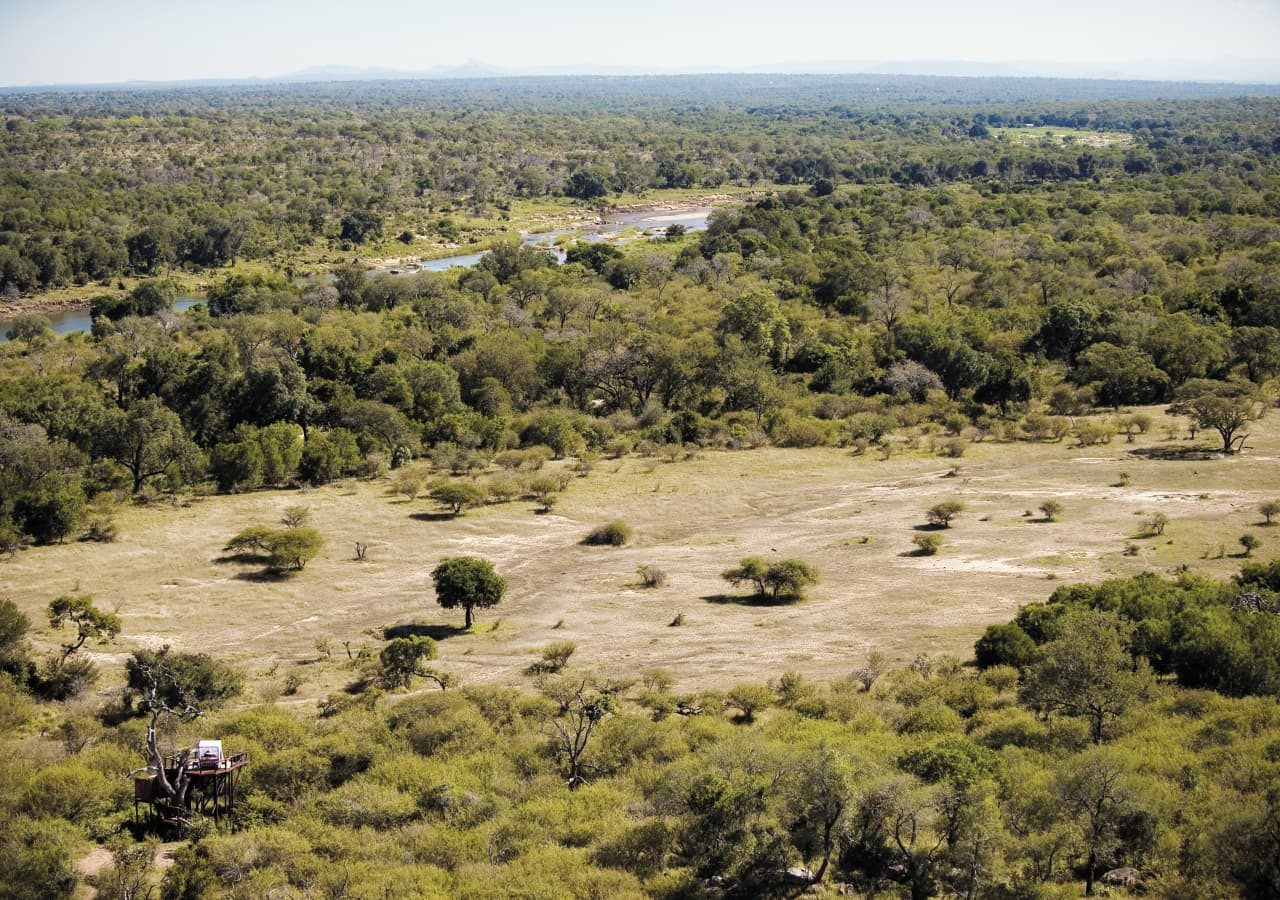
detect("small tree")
[853,651,888,691]
[280,505,311,529]
[543,679,614,789]
[1260,500,1280,526]
[265,528,323,571]
[722,557,818,600]
[526,474,560,512]
[726,682,773,723]
[429,482,487,516]
[380,636,449,690]
[637,565,667,588]
[1141,513,1169,537]
[926,500,965,528]
[1240,533,1262,558]
[48,595,121,668]
[913,533,943,556]
[431,556,506,629]
[1039,500,1063,522]
[225,525,322,572]
[527,640,577,675]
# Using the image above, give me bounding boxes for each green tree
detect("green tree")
[726,682,773,723]
[429,481,487,516]
[718,285,791,361]
[431,556,506,629]
[786,746,856,883]
[48,594,121,668]
[1074,342,1169,409]
[1038,500,1063,521]
[1260,500,1280,526]
[11,474,86,544]
[926,501,965,528]
[1022,609,1153,743]
[101,398,201,494]
[224,525,322,572]
[1169,379,1263,454]
[339,209,383,244]
[1059,751,1136,897]
[721,557,818,600]
[124,646,243,712]
[974,622,1036,669]
[380,636,448,689]
[0,599,32,682]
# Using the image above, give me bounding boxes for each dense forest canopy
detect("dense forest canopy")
[2,74,1278,293]
[2,74,1280,899]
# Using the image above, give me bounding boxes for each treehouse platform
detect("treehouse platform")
[134,748,249,829]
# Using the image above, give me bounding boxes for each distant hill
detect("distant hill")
[5,57,1279,92]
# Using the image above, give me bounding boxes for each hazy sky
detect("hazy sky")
[2,0,1278,85]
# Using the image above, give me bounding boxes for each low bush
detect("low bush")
[583,521,631,546]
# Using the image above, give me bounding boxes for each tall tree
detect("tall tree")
[1021,609,1153,743]
[100,398,201,493]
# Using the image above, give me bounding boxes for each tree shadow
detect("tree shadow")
[701,592,798,607]
[1127,446,1221,461]
[233,569,292,583]
[382,623,469,641]
[212,552,267,565]
[912,523,947,532]
[410,512,459,522]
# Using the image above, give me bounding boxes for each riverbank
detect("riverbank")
[0,276,209,324]
[0,191,762,324]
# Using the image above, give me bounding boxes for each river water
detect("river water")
[2,206,715,341]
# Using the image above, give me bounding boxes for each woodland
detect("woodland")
[1,74,1280,898]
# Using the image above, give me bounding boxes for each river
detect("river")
[1,206,716,342]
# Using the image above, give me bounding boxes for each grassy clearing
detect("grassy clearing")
[6,407,1277,702]
[992,125,1133,147]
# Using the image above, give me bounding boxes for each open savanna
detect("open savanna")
[5,407,1278,701]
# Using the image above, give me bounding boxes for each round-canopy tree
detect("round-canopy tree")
[431,556,506,629]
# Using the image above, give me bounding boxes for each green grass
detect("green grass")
[992,126,1133,147]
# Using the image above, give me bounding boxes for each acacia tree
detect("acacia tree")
[926,501,965,528]
[721,557,818,600]
[1169,379,1262,454]
[379,636,449,690]
[48,594,120,668]
[431,556,506,628]
[428,482,487,516]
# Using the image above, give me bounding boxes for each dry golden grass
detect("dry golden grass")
[7,407,1279,699]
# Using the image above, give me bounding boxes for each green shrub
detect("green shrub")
[974,623,1036,669]
[583,520,631,546]
[913,533,943,556]
[527,640,577,675]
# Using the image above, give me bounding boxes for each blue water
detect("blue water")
[1,206,718,342]
[390,206,713,276]
[1,297,203,343]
